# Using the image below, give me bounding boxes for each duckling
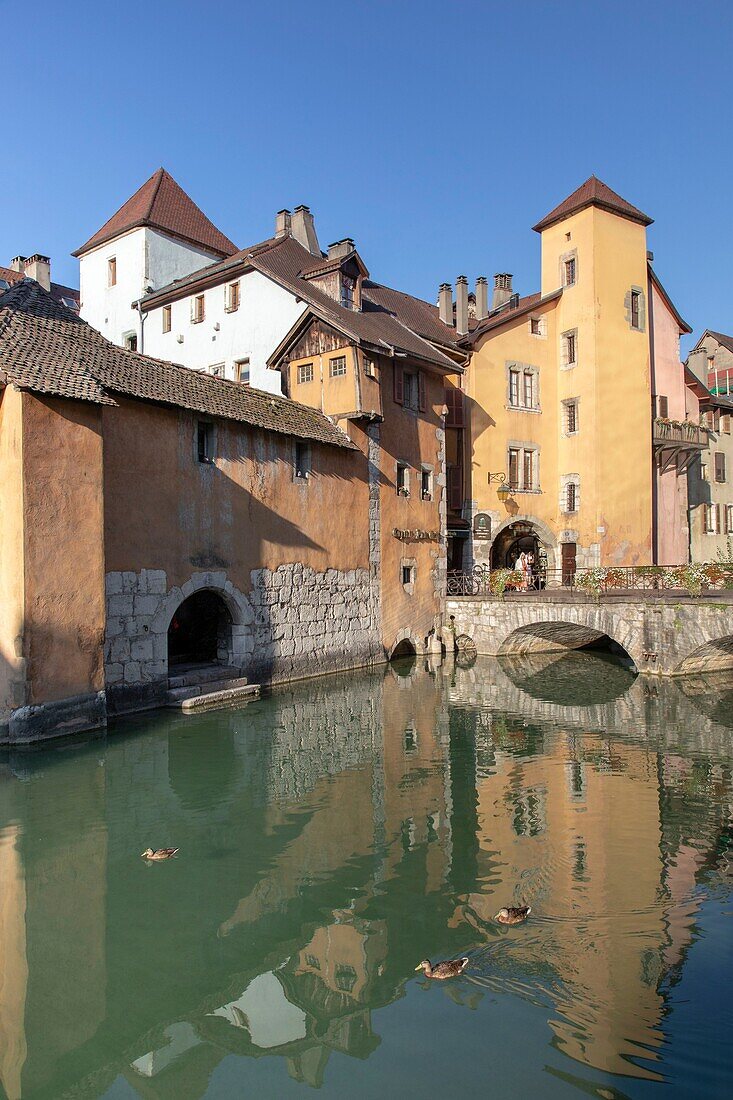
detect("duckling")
[414,957,469,980]
[141,847,179,861]
[495,905,531,925]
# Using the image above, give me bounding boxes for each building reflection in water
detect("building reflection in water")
[0,651,731,1098]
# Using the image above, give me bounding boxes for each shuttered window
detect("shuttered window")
[393,363,404,404]
[715,452,726,483]
[447,465,462,510]
[444,386,464,427]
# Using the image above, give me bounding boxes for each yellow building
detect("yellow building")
[452,177,699,575]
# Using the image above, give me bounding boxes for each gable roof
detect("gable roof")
[693,329,733,356]
[0,281,354,449]
[532,175,653,233]
[0,265,80,310]
[73,168,238,259]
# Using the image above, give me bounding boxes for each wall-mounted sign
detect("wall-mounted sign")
[392,528,440,542]
[473,513,492,540]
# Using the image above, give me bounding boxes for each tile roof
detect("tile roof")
[73,168,238,259]
[460,290,563,346]
[0,266,80,310]
[532,175,653,233]
[0,281,355,449]
[701,330,733,356]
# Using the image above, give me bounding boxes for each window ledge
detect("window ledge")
[224,305,239,314]
[191,318,204,325]
[509,487,543,495]
[506,404,542,415]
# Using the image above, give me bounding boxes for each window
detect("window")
[297,362,314,384]
[530,317,542,336]
[236,358,250,385]
[566,482,577,512]
[340,275,355,309]
[402,565,412,585]
[701,461,708,482]
[523,450,533,490]
[210,363,224,378]
[403,371,417,409]
[401,561,416,592]
[226,281,240,312]
[363,356,376,377]
[705,503,720,534]
[631,290,641,330]
[657,395,669,418]
[61,296,79,311]
[564,257,576,286]
[294,441,311,480]
[565,399,578,434]
[508,448,520,489]
[523,371,534,408]
[722,414,731,434]
[191,295,205,323]
[563,330,577,367]
[726,504,733,534]
[509,369,520,406]
[397,463,410,496]
[715,452,726,482]
[162,304,171,333]
[197,421,214,464]
[123,332,137,352]
[330,355,347,377]
[108,257,117,287]
[421,468,433,500]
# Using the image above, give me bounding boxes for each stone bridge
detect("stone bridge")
[444,592,733,675]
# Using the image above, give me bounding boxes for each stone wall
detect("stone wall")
[445,593,733,675]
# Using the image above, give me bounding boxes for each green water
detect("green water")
[1,652,732,1099]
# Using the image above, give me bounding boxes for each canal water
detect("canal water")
[1,653,732,1100]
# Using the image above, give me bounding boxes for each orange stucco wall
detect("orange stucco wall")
[0,387,25,724]
[102,397,369,588]
[20,395,106,705]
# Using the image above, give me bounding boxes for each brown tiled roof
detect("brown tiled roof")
[0,281,355,449]
[460,290,562,346]
[73,168,238,258]
[362,280,474,347]
[532,175,653,233]
[0,266,80,310]
[699,330,733,356]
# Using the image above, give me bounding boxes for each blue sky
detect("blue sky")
[3,0,732,350]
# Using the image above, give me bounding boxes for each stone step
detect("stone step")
[165,686,201,704]
[166,676,250,707]
[167,665,243,689]
[179,683,261,714]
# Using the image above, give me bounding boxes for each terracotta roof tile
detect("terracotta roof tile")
[0,266,80,310]
[73,168,237,258]
[532,175,653,233]
[0,281,354,449]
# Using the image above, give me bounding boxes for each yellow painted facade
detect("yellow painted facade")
[468,203,654,570]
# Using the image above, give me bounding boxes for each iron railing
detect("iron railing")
[447,564,733,598]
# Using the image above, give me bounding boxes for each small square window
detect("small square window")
[162,304,171,333]
[421,468,432,500]
[340,276,355,310]
[401,563,415,591]
[397,463,409,496]
[564,258,576,286]
[236,358,250,385]
[363,356,376,377]
[297,362,314,384]
[123,332,137,352]
[530,317,541,336]
[108,257,117,287]
[210,362,224,378]
[226,281,240,312]
[294,441,311,480]
[197,422,214,464]
[330,355,347,377]
[565,400,578,434]
[191,295,205,324]
[657,395,668,418]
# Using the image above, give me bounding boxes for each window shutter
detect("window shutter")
[444,386,464,427]
[448,465,462,510]
[393,363,404,405]
[418,371,427,412]
[716,503,721,532]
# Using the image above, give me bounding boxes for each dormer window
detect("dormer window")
[341,275,355,310]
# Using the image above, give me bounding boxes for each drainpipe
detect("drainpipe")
[136,300,146,355]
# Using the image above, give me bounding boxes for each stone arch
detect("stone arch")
[497,609,639,669]
[388,628,421,661]
[489,514,558,572]
[673,634,733,676]
[151,572,253,671]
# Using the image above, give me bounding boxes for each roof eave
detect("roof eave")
[532,200,654,234]
[73,221,235,261]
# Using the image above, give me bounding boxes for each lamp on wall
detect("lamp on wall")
[488,472,511,501]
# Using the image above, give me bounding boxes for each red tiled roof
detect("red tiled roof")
[460,291,563,346]
[73,168,237,258]
[532,175,653,233]
[0,281,355,449]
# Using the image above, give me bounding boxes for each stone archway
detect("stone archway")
[151,572,254,674]
[167,590,232,668]
[489,515,557,573]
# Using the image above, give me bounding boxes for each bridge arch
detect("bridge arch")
[498,619,633,663]
[673,634,733,676]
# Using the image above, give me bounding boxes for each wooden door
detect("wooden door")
[561,542,576,586]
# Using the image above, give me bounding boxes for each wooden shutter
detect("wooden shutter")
[444,386,464,427]
[447,465,462,510]
[418,371,427,412]
[393,363,404,405]
[716,503,721,532]
[715,452,726,482]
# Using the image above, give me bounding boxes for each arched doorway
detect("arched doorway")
[167,590,233,669]
[490,520,550,577]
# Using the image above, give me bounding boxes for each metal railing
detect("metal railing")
[653,418,709,447]
[447,564,733,598]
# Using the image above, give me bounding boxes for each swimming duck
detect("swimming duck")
[141,847,179,861]
[495,905,531,925]
[414,957,469,980]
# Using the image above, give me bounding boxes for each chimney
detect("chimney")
[687,347,709,388]
[10,256,26,273]
[327,238,355,260]
[492,273,513,310]
[475,276,488,321]
[275,209,291,237]
[23,254,51,291]
[438,283,453,326]
[455,275,469,336]
[291,205,320,256]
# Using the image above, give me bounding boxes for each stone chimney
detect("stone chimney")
[327,238,354,260]
[492,273,513,310]
[10,256,26,273]
[291,205,320,255]
[438,283,453,326]
[456,276,469,336]
[275,209,291,237]
[23,254,51,291]
[687,346,710,388]
[475,276,489,321]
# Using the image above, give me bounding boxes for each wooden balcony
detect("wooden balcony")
[653,418,709,473]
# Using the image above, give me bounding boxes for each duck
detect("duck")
[414,957,469,980]
[494,905,531,925]
[141,847,179,861]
